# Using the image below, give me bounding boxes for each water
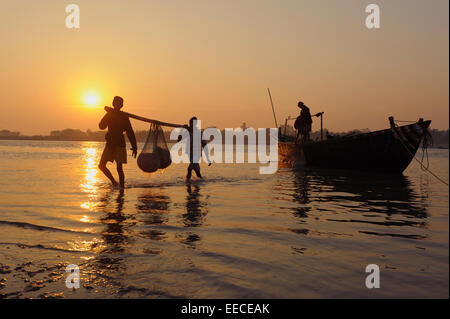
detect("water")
[0,140,448,298]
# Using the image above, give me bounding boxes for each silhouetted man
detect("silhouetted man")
[294,101,312,144]
[98,96,137,188]
[180,116,211,180]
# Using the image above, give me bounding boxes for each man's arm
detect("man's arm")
[125,118,138,157]
[99,113,109,130]
[202,143,212,165]
[201,133,212,165]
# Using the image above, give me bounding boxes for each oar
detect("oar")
[104,106,185,128]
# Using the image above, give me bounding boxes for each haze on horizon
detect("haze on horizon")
[0,0,448,135]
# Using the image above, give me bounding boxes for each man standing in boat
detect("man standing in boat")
[294,101,312,144]
[98,96,138,188]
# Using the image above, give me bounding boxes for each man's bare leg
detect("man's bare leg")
[194,164,202,179]
[99,159,118,186]
[117,163,125,189]
[186,165,193,180]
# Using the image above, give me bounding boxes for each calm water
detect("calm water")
[0,140,448,298]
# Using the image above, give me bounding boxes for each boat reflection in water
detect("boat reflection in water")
[282,167,429,240]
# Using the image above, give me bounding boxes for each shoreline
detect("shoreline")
[0,136,448,149]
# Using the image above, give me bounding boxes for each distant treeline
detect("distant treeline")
[0,128,274,144]
[0,128,271,144]
[0,128,155,142]
[0,127,449,148]
[428,129,450,147]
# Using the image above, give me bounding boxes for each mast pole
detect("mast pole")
[320,114,323,141]
[267,88,278,128]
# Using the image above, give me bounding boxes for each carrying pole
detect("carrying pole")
[105,106,185,128]
[267,88,278,128]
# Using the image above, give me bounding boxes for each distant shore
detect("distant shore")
[0,135,106,142]
[0,136,448,149]
[0,127,448,148]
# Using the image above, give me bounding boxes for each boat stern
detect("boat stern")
[278,142,307,168]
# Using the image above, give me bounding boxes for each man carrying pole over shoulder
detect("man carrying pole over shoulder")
[98,96,138,188]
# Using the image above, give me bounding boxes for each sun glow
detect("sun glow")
[82,91,100,108]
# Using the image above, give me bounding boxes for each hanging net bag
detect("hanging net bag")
[137,123,172,172]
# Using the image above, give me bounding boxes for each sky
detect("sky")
[0,0,448,135]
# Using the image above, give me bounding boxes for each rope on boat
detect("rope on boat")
[394,120,418,123]
[420,130,432,171]
[393,122,449,187]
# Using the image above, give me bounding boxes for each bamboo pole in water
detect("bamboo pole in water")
[104,106,186,128]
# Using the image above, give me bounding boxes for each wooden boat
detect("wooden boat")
[278,117,431,174]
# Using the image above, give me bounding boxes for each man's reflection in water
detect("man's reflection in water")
[99,189,131,253]
[179,182,208,248]
[136,188,170,242]
[183,182,207,227]
[84,189,130,289]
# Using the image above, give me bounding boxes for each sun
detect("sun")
[82,91,100,108]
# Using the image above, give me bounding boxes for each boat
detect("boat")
[278,117,431,174]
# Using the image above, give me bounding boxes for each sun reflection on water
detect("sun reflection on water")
[81,147,99,193]
[67,238,104,252]
[80,215,91,223]
[80,145,100,213]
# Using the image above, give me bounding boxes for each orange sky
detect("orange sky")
[0,0,448,135]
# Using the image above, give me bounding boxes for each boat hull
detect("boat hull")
[279,120,431,174]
